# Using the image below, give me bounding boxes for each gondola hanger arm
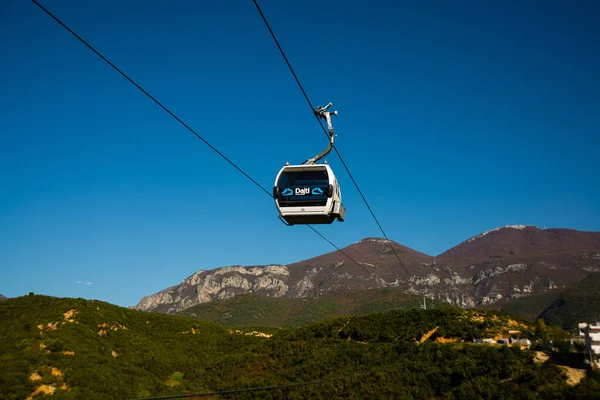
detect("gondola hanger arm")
[302,102,338,165]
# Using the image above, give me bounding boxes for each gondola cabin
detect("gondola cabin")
[273,163,345,225]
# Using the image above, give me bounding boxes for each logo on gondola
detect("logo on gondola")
[283,187,325,196]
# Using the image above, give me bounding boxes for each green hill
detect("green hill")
[179,288,441,328]
[0,294,260,399]
[538,273,600,333]
[501,291,561,322]
[1,294,598,399]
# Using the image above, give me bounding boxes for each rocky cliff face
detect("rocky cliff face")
[135,226,600,314]
[136,265,291,314]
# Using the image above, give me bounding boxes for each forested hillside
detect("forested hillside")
[1,294,598,399]
[538,273,600,332]
[501,292,561,322]
[180,289,439,327]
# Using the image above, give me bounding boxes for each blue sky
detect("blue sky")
[1,0,598,307]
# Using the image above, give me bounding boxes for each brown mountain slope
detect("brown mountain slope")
[135,226,600,314]
[437,225,600,264]
[287,238,434,284]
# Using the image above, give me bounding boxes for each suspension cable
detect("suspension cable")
[131,377,347,399]
[252,0,411,278]
[31,0,375,277]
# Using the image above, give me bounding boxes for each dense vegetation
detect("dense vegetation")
[0,294,265,399]
[538,273,600,333]
[498,273,600,334]
[1,294,598,399]
[180,288,442,328]
[500,292,560,322]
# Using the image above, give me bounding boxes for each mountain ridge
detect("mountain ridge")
[135,225,600,314]
[438,225,600,263]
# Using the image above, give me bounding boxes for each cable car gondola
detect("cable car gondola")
[273,103,346,226]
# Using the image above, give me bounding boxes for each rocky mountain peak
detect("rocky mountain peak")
[466,225,538,243]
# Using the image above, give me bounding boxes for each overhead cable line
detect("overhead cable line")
[306,225,376,277]
[131,350,409,399]
[32,0,269,198]
[131,377,347,399]
[31,0,375,278]
[253,0,411,278]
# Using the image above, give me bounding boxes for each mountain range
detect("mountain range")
[135,225,600,314]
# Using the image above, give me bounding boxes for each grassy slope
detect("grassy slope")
[180,288,442,328]
[1,295,598,400]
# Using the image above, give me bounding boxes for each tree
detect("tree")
[535,319,550,343]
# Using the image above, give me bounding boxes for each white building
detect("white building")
[578,322,600,367]
[510,338,531,348]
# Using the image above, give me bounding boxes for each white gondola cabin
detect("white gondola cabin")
[273,163,345,225]
[272,102,346,226]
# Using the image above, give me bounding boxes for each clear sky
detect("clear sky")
[1,0,598,307]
